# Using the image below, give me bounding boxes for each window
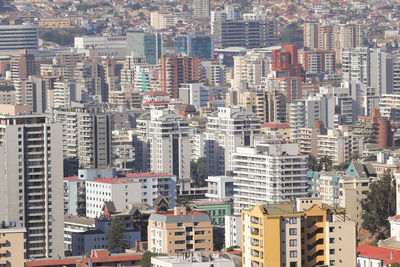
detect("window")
[330,249,335,255]
[289,218,297,224]
[329,227,334,233]
[289,228,297,235]
[289,239,297,247]
[289,251,297,258]
[177,223,182,227]
[329,238,335,244]
[330,260,335,266]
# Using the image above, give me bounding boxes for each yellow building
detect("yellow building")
[148,206,213,255]
[38,19,71,27]
[242,198,356,267]
[0,226,26,266]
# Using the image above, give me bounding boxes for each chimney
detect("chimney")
[391,251,394,260]
[135,240,140,252]
[155,205,159,214]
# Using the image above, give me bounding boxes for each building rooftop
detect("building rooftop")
[64,216,95,226]
[26,250,142,267]
[143,91,169,96]
[120,172,174,179]
[262,123,290,129]
[357,246,400,265]
[88,177,137,184]
[194,201,231,206]
[149,211,210,224]
[261,202,300,215]
[64,176,79,181]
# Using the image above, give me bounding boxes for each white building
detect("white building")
[121,172,177,208]
[380,94,400,121]
[205,107,262,175]
[85,178,141,218]
[224,214,242,248]
[74,36,127,58]
[179,83,209,107]
[143,110,191,180]
[205,176,234,201]
[151,253,237,267]
[64,216,95,252]
[232,141,308,213]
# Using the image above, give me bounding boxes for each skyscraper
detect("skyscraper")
[126,30,162,64]
[0,110,64,258]
[10,49,36,82]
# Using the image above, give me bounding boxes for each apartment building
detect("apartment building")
[298,50,335,74]
[52,104,112,169]
[380,94,400,122]
[0,113,64,258]
[240,90,268,123]
[120,172,177,208]
[317,128,363,165]
[160,55,200,98]
[233,51,271,90]
[0,225,26,266]
[85,178,141,218]
[242,198,357,267]
[232,142,308,213]
[148,206,213,255]
[64,216,95,252]
[213,20,276,49]
[307,162,378,224]
[225,214,242,248]
[205,107,262,175]
[142,109,191,180]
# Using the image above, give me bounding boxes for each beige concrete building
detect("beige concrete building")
[0,226,26,266]
[148,206,213,255]
[308,162,378,224]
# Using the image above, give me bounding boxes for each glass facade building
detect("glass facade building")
[174,33,214,59]
[126,30,162,64]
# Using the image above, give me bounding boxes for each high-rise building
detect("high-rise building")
[160,55,200,98]
[174,32,214,59]
[126,30,162,64]
[137,110,191,180]
[242,199,357,267]
[0,112,64,258]
[232,141,308,213]
[303,22,319,50]
[205,107,262,175]
[193,0,210,18]
[0,24,38,56]
[10,50,36,82]
[212,20,276,49]
[298,50,335,74]
[52,104,112,170]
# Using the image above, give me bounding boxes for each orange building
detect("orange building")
[355,109,392,148]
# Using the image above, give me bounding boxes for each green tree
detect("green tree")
[364,154,377,162]
[307,154,321,171]
[391,263,400,267]
[279,23,304,48]
[319,156,332,171]
[190,157,207,187]
[107,217,128,252]
[361,171,396,239]
[333,162,350,171]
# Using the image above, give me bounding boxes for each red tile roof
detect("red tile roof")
[26,250,142,266]
[64,176,79,181]
[357,246,400,264]
[88,177,137,184]
[159,211,207,216]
